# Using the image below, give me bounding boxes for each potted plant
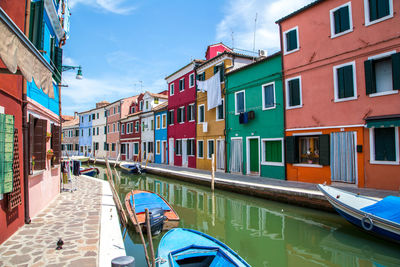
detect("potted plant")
[47,149,54,159]
[31,156,35,172]
[46,132,52,141]
[306,149,314,164]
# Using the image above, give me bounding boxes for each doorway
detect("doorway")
[216,139,225,172]
[162,141,167,164]
[169,138,174,165]
[331,131,357,184]
[182,139,188,167]
[246,137,260,175]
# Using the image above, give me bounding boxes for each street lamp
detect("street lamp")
[62,65,83,80]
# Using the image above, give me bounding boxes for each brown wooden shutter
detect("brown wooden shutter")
[33,119,47,170]
[51,124,61,164]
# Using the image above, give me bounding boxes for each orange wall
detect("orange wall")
[286,127,365,187]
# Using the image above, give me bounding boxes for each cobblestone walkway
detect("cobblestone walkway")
[0,177,102,267]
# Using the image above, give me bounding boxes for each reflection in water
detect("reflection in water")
[93,166,400,267]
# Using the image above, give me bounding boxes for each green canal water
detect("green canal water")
[92,165,400,267]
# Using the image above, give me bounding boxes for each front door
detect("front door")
[143,142,147,160]
[182,139,188,167]
[331,132,357,184]
[162,141,167,164]
[169,138,174,165]
[248,138,259,174]
[216,139,225,171]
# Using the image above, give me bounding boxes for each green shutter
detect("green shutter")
[375,128,395,161]
[202,72,205,81]
[319,134,330,166]
[29,0,44,50]
[199,142,203,157]
[334,10,341,34]
[289,79,300,106]
[214,66,218,74]
[377,0,390,19]
[364,59,377,94]
[391,52,400,90]
[285,136,298,164]
[369,0,378,21]
[265,141,282,163]
[219,64,225,81]
[286,29,297,51]
[53,47,63,83]
[183,107,186,122]
[343,65,354,98]
[340,6,350,32]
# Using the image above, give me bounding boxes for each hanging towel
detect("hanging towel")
[239,113,244,124]
[243,112,249,124]
[197,71,222,110]
[248,110,255,120]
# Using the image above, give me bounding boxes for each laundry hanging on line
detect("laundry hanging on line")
[196,70,222,110]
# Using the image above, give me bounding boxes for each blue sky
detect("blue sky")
[62,0,313,115]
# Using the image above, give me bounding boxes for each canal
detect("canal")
[92,165,400,267]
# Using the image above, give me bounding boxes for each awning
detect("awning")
[0,8,54,98]
[365,114,400,128]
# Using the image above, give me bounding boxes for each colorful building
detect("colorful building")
[276,0,400,190]
[61,113,79,157]
[91,101,109,159]
[78,110,92,156]
[154,102,168,164]
[225,52,285,179]
[195,44,254,171]
[165,60,202,168]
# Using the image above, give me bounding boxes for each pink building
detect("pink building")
[165,60,203,168]
[105,96,136,159]
[277,0,400,190]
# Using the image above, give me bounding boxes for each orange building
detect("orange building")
[277,0,400,190]
[195,44,254,171]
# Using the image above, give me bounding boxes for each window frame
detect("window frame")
[121,124,125,134]
[285,76,303,109]
[207,139,215,159]
[216,98,225,121]
[369,127,399,165]
[179,77,185,92]
[364,0,393,26]
[156,140,161,155]
[156,115,161,130]
[189,73,195,88]
[198,104,205,123]
[133,142,139,155]
[197,140,204,159]
[169,109,174,126]
[283,26,299,55]
[162,114,167,128]
[333,61,357,102]
[178,106,185,124]
[188,104,195,122]
[234,90,246,115]
[330,2,353,39]
[261,138,284,166]
[262,82,276,110]
[175,139,182,156]
[170,83,174,96]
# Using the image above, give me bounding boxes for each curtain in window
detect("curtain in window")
[264,85,274,108]
[230,139,242,173]
[217,140,225,170]
[330,131,356,183]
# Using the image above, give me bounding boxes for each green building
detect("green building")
[225,52,285,179]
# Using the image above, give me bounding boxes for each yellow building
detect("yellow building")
[195,45,254,171]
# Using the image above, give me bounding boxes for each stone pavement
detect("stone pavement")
[0,177,102,267]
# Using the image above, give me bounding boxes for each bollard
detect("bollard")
[111,256,135,267]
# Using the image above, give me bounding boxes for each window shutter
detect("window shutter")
[340,6,350,32]
[285,136,298,164]
[377,0,390,19]
[364,59,376,94]
[343,65,354,98]
[33,119,46,170]
[214,66,218,74]
[51,125,61,164]
[187,140,191,155]
[289,79,300,106]
[175,140,178,155]
[183,107,186,122]
[287,30,297,51]
[187,106,191,121]
[29,0,44,50]
[53,47,63,83]
[319,134,330,166]
[177,109,181,123]
[391,52,400,90]
[202,72,205,81]
[369,0,378,21]
[334,10,341,34]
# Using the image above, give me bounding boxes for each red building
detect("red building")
[0,0,27,244]
[165,60,203,168]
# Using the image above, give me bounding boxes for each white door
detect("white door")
[182,140,188,167]
[169,138,174,165]
[162,141,167,164]
[216,140,225,171]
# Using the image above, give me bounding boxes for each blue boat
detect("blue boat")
[80,166,99,177]
[119,162,146,174]
[318,184,400,243]
[156,228,250,267]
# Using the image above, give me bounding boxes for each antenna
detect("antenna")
[231,29,234,49]
[139,80,143,93]
[253,13,258,52]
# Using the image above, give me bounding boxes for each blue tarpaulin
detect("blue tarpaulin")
[130,192,171,214]
[360,196,400,224]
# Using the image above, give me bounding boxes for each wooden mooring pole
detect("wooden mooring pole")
[145,209,156,267]
[211,154,215,191]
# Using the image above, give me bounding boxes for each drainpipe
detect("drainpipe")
[224,76,228,173]
[23,0,31,224]
[278,23,287,180]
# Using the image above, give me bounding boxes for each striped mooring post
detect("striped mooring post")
[111,256,135,267]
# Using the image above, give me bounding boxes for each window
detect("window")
[365,51,400,96]
[235,91,245,114]
[333,62,357,102]
[262,83,275,110]
[283,26,299,54]
[156,116,160,129]
[364,0,393,26]
[197,140,204,158]
[150,119,154,130]
[187,139,195,156]
[189,73,195,88]
[107,125,109,133]
[148,142,154,153]
[113,107,116,114]
[131,107,135,114]
[28,117,46,171]
[81,129,83,136]
[97,113,99,119]
[154,97,159,104]
[179,78,185,91]
[177,106,185,123]
[134,142,139,155]
[121,124,125,134]
[81,116,84,123]
[285,135,330,166]
[92,114,95,120]
[170,83,174,96]
[97,127,99,135]
[330,3,353,38]
[89,115,91,122]
[117,122,120,132]
[167,110,174,125]
[198,105,205,123]
[142,122,145,132]
[197,72,205,81]
[92,128,95,135]
[135,121,139,132]
[286,76,302,109]
[75,144,79,151]
[187,104,195,122]
[213,64,225,81]
[118,105,120,113]
[216,99,224,120]
[156,141,160,154]
[112,143,115,151]
[104,110,107,117]
[146,101,149,110]
[207,140,214,159]
[140,101,143,111]
[113,124,115,132]
[370,127,399,164]
[75,129,79,136]
[162,114,167,128]
[88,129,91,136]
[262,139,284,166]
[175,140,182,155]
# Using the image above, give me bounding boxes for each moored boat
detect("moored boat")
[125,190,179,235]
[80,166,99,177]
[156,228,250,267]
[70,155,89,163]
[317,184,400,243]
[119,161,146,174]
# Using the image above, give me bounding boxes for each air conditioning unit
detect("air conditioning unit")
[203,122,208,133]
[258,49,267,57]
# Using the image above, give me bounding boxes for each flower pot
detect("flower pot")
[47,153,54,159]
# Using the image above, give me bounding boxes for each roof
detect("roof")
[275,0,324,23]
[165,59,204,80]
[205,42,232,56]
[146,91,168,99]
[62,117,79,127]
[225,51,281,76]
[153,102,168,112]
[61,115,74,122]
[197,51,256,69]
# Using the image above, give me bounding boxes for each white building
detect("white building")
[91,101,109,159]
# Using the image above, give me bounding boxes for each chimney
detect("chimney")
[74,111,78,119]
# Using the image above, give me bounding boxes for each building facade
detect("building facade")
[166,60,202,168]
[225,53,285,179]
[91,101,108,159]
[61,114,79,157]
[154,102,168,164]
[78,111,92,156]
[196,45,254,171]
[277,0,400,190]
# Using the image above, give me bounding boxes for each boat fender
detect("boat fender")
[361,216,373,231]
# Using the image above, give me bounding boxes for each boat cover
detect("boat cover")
[360,196,400,224]
[131,192,171,214]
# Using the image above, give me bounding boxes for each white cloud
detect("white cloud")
[69,0,136,15]
[216,0,314,52]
